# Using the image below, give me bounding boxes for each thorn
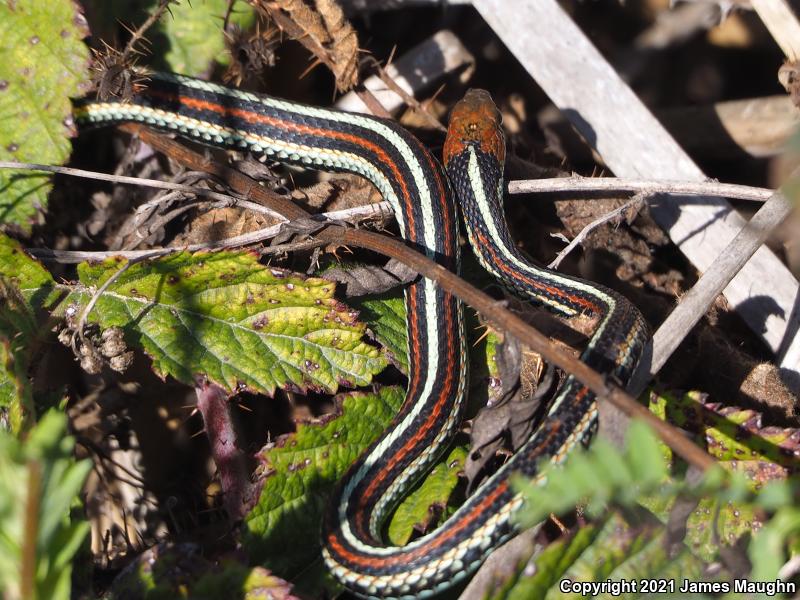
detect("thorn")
[473,326,491,347]
[549,513,569,534]
[299,57,323,81]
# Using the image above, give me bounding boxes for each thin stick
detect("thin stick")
[120,0,174,62]
[335,30,474,114]
[751,0,800,60]
[0,161,285,220]
[548,193,646,269]
[28,203,390,263]
[75,260,137,347]
[509,177,775,203]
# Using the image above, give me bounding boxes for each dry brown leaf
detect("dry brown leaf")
[291,177,381,212]
[176,207,276,246]
[253,0,359,91]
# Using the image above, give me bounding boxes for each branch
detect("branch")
[0,161,285,220]
[548,193,646,269]
[28,203,389,263]
[508,176,775,202]
[195,380,255,520]
[120,0,175,63]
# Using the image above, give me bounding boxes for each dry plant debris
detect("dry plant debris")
[253,0,360,91]
[0,0,798,598]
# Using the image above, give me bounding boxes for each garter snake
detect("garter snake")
[74,73,649,599]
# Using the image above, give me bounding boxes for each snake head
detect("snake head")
[443,88,505,167]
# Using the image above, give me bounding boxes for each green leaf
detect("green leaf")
[161,0,256,75]
[0,232,55,293]
[756,479,793,511]
[243,386,403,592]
[0,281,38,433]
[750,507,800,581]
[514,422,669,528]
[0,410,91,600]
[0,0,90,231]
[660,390,800,480]
[490,512,712,600]
[0,235,56,432]
[357,294,408,373]
[111,546,300,600]
[194,564,299,600]
[626,419,668,485]
[69,251,387,395]
[488,523,600,600]
[387,445,467,545]
[681,496,758,562]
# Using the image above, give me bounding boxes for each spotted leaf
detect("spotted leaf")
[243,386,404,595]
[387,445,467,546]
[69,250,387,395]
[0,0,90,231]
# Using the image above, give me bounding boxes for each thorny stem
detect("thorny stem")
[195,380,255,520]
[120,0,174,63]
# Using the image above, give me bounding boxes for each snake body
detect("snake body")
[75,74,649,599]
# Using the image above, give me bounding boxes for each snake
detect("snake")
[74,72,650,599]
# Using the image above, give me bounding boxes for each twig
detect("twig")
[124,202,201,247]
[120,0,174,62]
[509,176,775,203]
[338,0,471,13]
[634,2,721,51]
[680,0,752,8]
[28,203,389,263]
[645,188,796,386]
[115,122,717,473]
[374,63,446,131]
[548,193,646,269]
[260,238,327,256]
[74,259,140,352]
[0,161,285,220]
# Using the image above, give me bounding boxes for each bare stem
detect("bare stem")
[28,203,389,263]
[0,161,285,220]
[548,193,647,269]
[509,176,775,202]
